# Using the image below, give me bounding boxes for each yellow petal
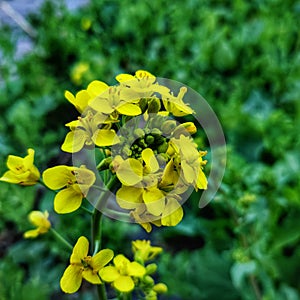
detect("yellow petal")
[117,103,142,116]
[143,188,165,216]
[116,159,143,186]
[181,160,195,184]
[89,98,114,114]
[60,265,82,294]
[0,171,21,184]
[23,228,39,239]
[116,74,135,83]
[70,236,89,264]
[91,249,114,271]
[23,149,35,170]
[99,266,120,282]
[128,262,146,277]
[42,165,73,190]
[65,90,76,107]
[93,129,120,147]
[82,269,101,284]
[135,70,155,79]
[116,186,143,209]
[54,187,82,214]
[74,90,90,113]
[142,148,159,173]
[28,210,50,228]
[87,80,109,98]
[113,254,130,269]
[61,130,87,153]
[161,198,183,226]
[196,169,208,190]
[114,275,134,293]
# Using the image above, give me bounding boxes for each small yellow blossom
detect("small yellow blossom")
[61,111,120,153]
[60,236,114,293]
[132,240,162,263]
[42,165,96,214]
[100,254,146,293]
[0,148,40,186]
[70,62,89,85]
[162,86,194,116]
[23,210,51,239]
[65,80,109,113]
[89,85,142,117]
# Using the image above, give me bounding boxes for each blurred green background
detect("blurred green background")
[0,0,300,299]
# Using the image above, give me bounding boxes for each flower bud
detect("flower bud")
[145,291,157,300]
[134,128,145,138]
[157,142,168,153]
[143,275,155,286]
[148,98,161,113]
[153,283,168,294]
[139,98,148,113]
[172,122,197,138]
[146,263,157,275]
[161,120,177,135]
[145,135,155,145]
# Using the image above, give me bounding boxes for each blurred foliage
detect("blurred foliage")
[0,0,300,299]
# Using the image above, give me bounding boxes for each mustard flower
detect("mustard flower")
[89,85,142,117]
[70,62,89,85]
[23,210,51,239]
[99,254,146,293]
[116,70,169,100]
[61,111,120,153]
[162,86,194,116]
[170,135,208,190]
[60,236,114,294]
[42,165,96,214]
[132,240,162,263]
[65,80,109,113]
[0,148,40,186]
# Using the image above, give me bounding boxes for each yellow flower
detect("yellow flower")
[70,62,89,85]
[99,254,146,293]
[60,236,114,294]
[116,70,169,100]
[61,111,120,153]
[42,165,96,214]
[65,80,109,113]
[23,210,51,238]
[0,149,40,186]
[132,240,162,263]
[170,135,208,190]
[162,87,194,116]
[89,85,142,117]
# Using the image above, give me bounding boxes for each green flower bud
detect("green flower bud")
[145,291,157,300]
[157,141,168,153]
[153,283,168,294]
[145,135,155,145]
[161,120,177,135]
[143,275,155,286]
[134,128,145,138]
[146,263,157,275]
[154,135,165,145]
[151,128,162,136]
[138,138,147,148]
[122,145,132,157]
[139,98,149,113]
[148,98,161,113]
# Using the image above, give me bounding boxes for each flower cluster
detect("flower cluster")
[58,70,208,231]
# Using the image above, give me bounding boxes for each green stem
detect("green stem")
[91,175,117,300]
[50,228,73,251]
[97,284,107,300]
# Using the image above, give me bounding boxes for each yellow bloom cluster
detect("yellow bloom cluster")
[59,70,208,230]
